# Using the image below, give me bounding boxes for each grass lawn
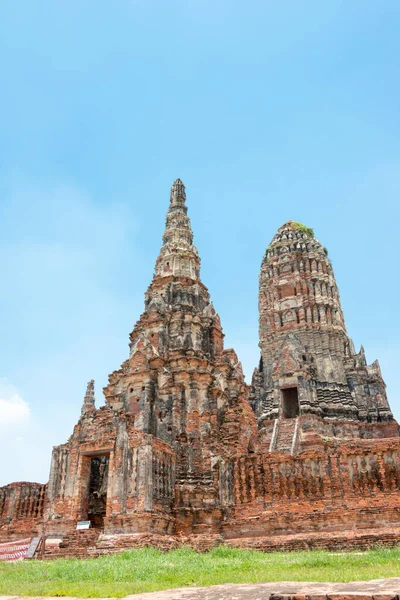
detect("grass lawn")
[1,545,400,598]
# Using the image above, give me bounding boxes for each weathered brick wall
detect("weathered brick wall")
[221,439,400,541]
[0,482,47,540]
[229,440,400,508]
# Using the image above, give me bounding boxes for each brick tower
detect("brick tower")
[102,178,257,530]
[251,220,396,452]
[43,179,257,536]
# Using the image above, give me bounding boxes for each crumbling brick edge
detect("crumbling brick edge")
[1,594,400,600]
[269,596,400,600]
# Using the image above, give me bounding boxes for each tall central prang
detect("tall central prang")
[104,179,255,471]
[44,179,257,537]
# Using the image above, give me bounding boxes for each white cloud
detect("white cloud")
[0,380,30,426]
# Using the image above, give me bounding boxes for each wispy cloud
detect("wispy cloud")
[0,379,30,427]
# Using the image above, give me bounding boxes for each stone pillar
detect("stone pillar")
[328,454,345,504]
[73,454,91,521]
[137,438,153,512]
[219,459,233,507]
[105,450,115,517]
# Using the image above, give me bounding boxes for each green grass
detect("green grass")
[1,546,400,598]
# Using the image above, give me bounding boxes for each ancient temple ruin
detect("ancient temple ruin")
[250,220,396,454]
[1,180,400,557]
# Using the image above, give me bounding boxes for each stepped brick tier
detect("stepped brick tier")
[1,180,400,558]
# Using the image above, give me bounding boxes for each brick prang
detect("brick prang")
[1,185,400,557]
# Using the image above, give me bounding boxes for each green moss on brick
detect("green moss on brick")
[291,221,315,238]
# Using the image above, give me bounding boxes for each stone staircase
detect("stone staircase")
[271,418,299,453]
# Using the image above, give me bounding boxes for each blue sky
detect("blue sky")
[0,1,399,485]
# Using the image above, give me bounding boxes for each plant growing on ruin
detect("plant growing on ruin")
[291,222,315,238]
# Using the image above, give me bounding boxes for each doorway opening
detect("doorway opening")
[281,387,299,418]
[87,455,109,528]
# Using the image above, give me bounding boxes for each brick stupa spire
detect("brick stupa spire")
[156,179,199,279]
[81,380,95,416]
[42,179,258,534]
[251,220,393,451]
